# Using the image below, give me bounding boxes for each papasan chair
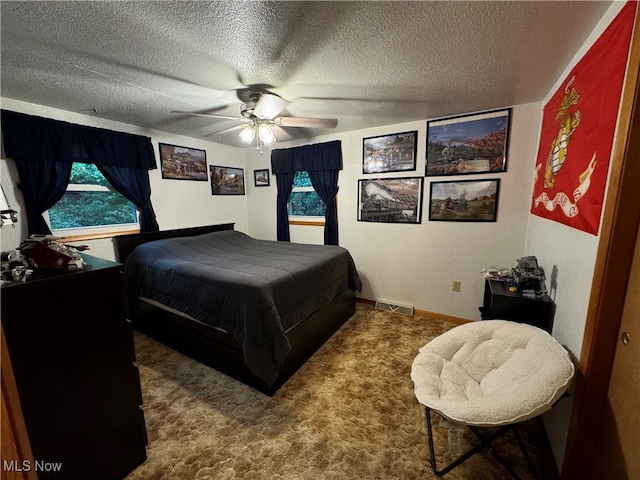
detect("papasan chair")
[411,319,574,479]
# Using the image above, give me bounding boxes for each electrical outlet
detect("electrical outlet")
[452,281,461,292]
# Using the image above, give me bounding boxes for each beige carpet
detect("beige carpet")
[125,303,557,480]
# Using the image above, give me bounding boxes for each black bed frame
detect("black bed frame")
[114,223,356,395]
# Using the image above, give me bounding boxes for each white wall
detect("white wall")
[0,2,628,467]
[0,98,247,261]
[527,1,630,469]
[247,102,542,321]
[244,2,630,463]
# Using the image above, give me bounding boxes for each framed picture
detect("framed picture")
[253,169,270,187]
[425,108,511,176]
[358,177,423,224]
[429,178,500,222]
[159,143,208,181]
[363,131,417,174]
[210,165,245,195]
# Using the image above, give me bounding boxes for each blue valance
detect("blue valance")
[271,140,342,174]
[1,110,157,170]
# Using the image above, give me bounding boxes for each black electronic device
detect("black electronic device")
[512,256,547,294]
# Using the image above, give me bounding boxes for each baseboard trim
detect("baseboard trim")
[414,308,471,325]
[355,297,376,306]
[355,297,471,325]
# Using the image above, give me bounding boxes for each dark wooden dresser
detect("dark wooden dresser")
[1,255,147,479]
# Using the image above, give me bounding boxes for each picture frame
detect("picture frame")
[159,143,208,181]
[428,178,500,222]
[210,165,245,195]
[357,177,423,224]
[425,108,511,176]
[253,169,270,187]
[363,131,417,174]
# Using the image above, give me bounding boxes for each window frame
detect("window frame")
[45,163,140,240]
[287,171,327,226]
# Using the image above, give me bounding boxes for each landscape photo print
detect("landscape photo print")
[159,143,208,181]
[358,177,423,224]
[429,178,500,222]
[210,166,245,195]
[362,131,417,174]
[426,109,511,176]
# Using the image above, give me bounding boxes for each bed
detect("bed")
[114,223,361,395]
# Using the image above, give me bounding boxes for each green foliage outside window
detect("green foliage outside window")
[293,170,313,188]
[289,171,326,217]
[69,163,110,186]
[48,163,137,230]
[49,191,137,229]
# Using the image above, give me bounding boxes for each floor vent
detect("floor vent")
[375,301,414,316]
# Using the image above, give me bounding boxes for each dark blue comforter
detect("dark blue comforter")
[125,230,361,385]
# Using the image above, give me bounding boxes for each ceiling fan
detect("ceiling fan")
[172,90,338,153]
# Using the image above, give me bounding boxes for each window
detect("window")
[46,163,138,236]
[288,171,326,223]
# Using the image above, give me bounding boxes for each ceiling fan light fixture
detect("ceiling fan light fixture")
[254,93,287,119]
[174,91,335,154]
[239,125,256,144]
[258,123,276,146]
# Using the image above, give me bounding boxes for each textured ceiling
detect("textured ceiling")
[0,1,611,148]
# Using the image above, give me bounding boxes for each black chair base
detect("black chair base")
[424,406,540,480]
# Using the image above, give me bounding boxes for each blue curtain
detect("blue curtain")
[98,165,159,232]
[0,110,159,235]
[275,172,296,242]
[308,169,339,245]
[271,140,342,245]
[14,160,73,236]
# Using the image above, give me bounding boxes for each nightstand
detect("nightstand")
[479,279,556,333]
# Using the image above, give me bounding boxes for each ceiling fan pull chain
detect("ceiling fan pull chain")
[256,133,264,155]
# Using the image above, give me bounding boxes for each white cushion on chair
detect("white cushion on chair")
[411,320,575,426]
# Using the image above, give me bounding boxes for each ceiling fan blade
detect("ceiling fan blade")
[205,124,246,138]
[254,93,287,119]
[275,116,338,129]
[171,110,250,122]
[73,63,238,108]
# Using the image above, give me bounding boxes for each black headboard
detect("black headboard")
[114,223,235,265]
